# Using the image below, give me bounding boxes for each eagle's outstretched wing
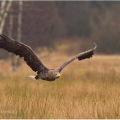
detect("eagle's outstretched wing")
[0,34,48,73]
[57,43,97,72]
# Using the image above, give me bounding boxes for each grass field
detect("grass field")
[0,53,120,118]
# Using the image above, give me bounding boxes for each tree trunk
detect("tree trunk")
[0,0,12,34]
[8,7,16,71]
[16,1,23,67]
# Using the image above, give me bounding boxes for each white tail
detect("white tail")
[29,75,36,79]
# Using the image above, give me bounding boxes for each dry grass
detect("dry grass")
[0,53,120,118]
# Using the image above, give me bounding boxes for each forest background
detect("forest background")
[1,1,120,58]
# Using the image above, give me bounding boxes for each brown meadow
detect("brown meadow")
[0,53,120,118]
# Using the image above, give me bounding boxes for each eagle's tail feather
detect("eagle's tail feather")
[29,75,40,80]
[29,75,36,79]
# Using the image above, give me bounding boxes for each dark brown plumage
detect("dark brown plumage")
[0,34,97,81]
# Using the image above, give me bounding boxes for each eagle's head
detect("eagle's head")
[47,69,61,80]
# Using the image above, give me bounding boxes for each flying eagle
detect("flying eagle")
[0,34,97,81]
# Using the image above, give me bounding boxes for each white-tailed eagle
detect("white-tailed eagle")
[0,34,97,81]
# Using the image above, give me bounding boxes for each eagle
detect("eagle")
[0,34,97,81]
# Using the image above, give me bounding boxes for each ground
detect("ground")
[0,53,120,118]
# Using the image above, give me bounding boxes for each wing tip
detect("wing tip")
[94,43,97,50]
[0,34,9,40]
[0,34,4,38]
[0,33,6,37]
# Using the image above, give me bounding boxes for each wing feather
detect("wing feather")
[57,43,97,72]
[0,34,48,73]
[77,43,97,60]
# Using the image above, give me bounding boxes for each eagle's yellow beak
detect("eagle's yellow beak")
[56,73,60,78]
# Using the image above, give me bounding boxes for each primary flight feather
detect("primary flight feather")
[0,34,97,81]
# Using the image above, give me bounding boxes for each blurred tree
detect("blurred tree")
[22,1,66,47]
[0,0,12,34]
[1,1,120,55]
[8,7,15,71]
[0,1,23,70]
[9,1,23,71]
[16,1,23,68]
[90,1,117,10]
[90,3,120,54]
[55,1,92,37]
